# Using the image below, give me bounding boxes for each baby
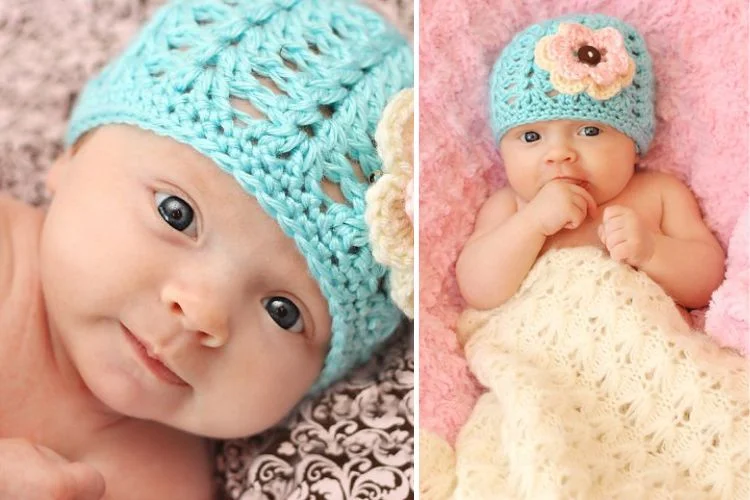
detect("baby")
[0,1,412,499]
[457,14,725,313]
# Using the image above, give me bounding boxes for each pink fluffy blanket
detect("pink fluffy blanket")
[419,0,748,443]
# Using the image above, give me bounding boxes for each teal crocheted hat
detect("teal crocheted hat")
[66,0,413,393]
[489,14,655,153]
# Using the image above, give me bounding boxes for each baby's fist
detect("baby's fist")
[598,205,654,267]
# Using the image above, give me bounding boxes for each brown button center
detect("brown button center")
[577,45,601,66]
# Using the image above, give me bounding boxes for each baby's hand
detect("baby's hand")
[0,438,105,500]
[525,179,598,236]
[598,205,655,267]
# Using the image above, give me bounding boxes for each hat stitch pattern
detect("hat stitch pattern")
[66,0,414,392]
[489,14,655,153]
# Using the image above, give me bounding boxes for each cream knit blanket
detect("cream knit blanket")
[446,246,749,500]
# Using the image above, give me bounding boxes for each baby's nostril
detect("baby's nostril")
[200,331,224,348]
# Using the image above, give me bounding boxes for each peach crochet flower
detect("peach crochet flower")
[365,88,414,318]
[534,23,636,100]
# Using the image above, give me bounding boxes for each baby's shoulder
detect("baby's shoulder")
[469,186,518,238]
[0,193,44,220]
[476,186,518,220]
[85,421,215,500]
[0,194,45,242]
[630,170,689,194]
[625,171,702,226]
[0,194,44,307]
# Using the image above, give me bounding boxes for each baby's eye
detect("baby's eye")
[263,297,305,334]
[155,192,196,236]
[579,126,601,137]
[522,131,541,143]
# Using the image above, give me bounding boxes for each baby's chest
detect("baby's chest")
[542,217,603,252]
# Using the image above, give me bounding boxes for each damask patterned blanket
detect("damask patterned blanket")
[446,247,748,499]
[219,328,413,499]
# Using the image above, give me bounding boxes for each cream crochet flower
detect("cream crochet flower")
[365,88,414,319]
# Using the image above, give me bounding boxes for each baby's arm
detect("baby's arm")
[458,181,597,309]
[88,424,216,500]
[456,188,545,309]
[638,174,725,308]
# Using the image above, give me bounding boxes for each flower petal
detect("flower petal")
[534,35,557,72]
[389,269,413,319]
[550,39,590,80]
[594,27,627,53]
[586,59,635,100]
[588,63,621,86]
[587,80,624,100]
[549,71,588,95]
[593,27,631,74]
[558,22,595,45]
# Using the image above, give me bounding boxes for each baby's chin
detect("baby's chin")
[160,412,293,440]
[104,389,293,439]
[93,386,286,438]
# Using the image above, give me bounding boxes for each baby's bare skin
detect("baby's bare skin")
[513,173,692,324]
[457,120,725,312]
[0,125,334,499]
[0,195,214,499]
[536,171,661,254]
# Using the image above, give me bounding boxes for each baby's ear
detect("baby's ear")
[46,146,74,194]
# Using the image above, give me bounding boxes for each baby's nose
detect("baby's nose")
[544,143,577,164]
[161,282,231,348]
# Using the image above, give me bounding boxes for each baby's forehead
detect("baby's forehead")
[76,126,286,234]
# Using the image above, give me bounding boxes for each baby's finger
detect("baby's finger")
[604,228,628,252]
[563,202,586,229]
[602,204,629,222]
[34,443,68,464]
[570,184,598,218]
[570,193,589,218]
[608,240,632,262]
[603,215,626,234]
[61,462,105,500]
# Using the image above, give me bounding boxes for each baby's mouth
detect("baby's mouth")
[554,176,589,190]
[121,323,189,387]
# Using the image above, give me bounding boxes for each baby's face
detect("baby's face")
[499,120,637,204]
[40,125,332,439]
